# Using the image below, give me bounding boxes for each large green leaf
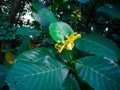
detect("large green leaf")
[76,56,120,90]
[16,47,56,62]
[75,34,120,62]
[17,37,30,55]
[0,65,9,88]
[60,74,80,90]
[16,27,40,36]
[6,56,68,90]
[49,22,74,41]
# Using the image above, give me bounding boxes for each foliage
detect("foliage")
[0,65,9,88]
[0,0,120,90]
[76,56,120,90]
[75,34,120,61]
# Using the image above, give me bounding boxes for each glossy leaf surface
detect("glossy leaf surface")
[49,22,74,41]
[38,8,58,23]
[75,34,120,61]
[16,27,40,36]
[16,47,56,62]
[76,56,120,90]
[60,74,80,90]
[6,56,68,90]
[0,65,8,88]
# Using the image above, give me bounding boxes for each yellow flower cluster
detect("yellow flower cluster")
[55,32,81,53]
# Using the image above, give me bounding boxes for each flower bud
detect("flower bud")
[73,11,76,14]
[71,14,74,18]
[64,35,69,39]
[66,43,72,50]
[61,40,65,44]
[77,14,81,18]
[57,40,60,43]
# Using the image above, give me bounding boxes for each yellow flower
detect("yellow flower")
[55,32,81,53]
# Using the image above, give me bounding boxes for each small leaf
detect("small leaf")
[17,37,30,55]
[5,52,15,64]
[0,36,4,40]
[32,7,58,32]
[32,12,50,32]
[6,56,68,90]
[49,22,74,41]
[16,27,40,36]
[75,34,120,62]
[32,1,58,32]
[38,8,58,23]
[32,0,45,13]
[0,28,6,35]
[76,56,120,90]
[0,65,9,88]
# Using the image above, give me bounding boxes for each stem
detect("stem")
[1,40,5,50]
[0,40,5,64]
[66,50,73,61]
[72,70,91,90]
[68,61,92,89]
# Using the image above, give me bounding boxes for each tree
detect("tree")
[0,0,120,90]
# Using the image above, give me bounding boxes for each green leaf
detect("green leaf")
[75,34,120,62]
[16,47,56,62]
[97,4,120,19]
[32,0,58,23]
[77,0,90,3]
[17,37,30,55]
[60,74,80,90]
[32,12,50,32]
[32,7,58,32]
[43,37,55,44]
[32,12,40,23]
[32,0,45,13]
[0,65,9,88]
[76,56,120,90]
[0,36,4,40]
[38,8,58,23]
[6,56,68,90]
[49,22,74,41]
[0,28,6,35]
[16,27,40,36]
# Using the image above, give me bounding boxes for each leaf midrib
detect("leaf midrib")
[14,66,66,79]
[80,38,116,60]
[80,62,120,86]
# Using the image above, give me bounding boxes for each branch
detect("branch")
[7,0,21,24]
